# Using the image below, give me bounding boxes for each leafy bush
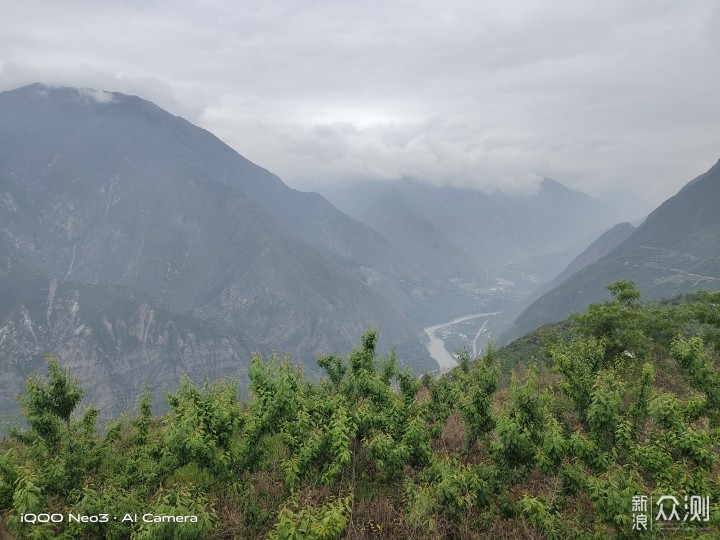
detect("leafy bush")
[2,289,720,539]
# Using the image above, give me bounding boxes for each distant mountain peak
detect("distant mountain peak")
[539,176,585,195]
[506,159,720,341]
[16,82,108,96]
[8,83,150,110]
[539,176,562,188]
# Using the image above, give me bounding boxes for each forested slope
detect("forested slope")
[1,282,719,539]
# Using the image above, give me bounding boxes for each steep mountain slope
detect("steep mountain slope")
[349,189,482,280]
[0,85,428,414]
[498,222,636,343]
[508,160,720,338]
[553,222,636,283]
[0,269,257,423]
[0,84,406,278]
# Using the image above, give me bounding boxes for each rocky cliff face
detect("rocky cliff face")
[0,271,256,422]
[0,84,420,348]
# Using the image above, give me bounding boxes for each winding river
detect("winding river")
[423,312,502,371]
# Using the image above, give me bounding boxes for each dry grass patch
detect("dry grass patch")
[432,411,467,455]
[346,494,404,539]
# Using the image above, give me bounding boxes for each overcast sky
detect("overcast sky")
[1,0,719,204]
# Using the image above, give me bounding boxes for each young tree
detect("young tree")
[572,280,651,365]
[19,354,84,445]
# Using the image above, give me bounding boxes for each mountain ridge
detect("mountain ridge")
[0,83,437,420]
[320,175,622,275]
[507,159,720,338]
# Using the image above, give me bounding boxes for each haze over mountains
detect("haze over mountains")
[320,178,623,275]
[0,82,689,420]
[506,159,720,341]
[0,84,419,417]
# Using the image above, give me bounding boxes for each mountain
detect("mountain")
[2,82,690,423]
[0,269,257,424]
[500,222,636,342]
[507,160,720,338]
[596,189,655,222]
[552,222,636,283]
[320,177,620,274]
[338,188,482,280]
[0,84,434,418]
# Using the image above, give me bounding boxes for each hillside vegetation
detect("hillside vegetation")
[1,282,720,539]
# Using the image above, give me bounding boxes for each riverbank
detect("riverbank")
[423,311,502,370]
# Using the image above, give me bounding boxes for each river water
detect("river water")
[423,311,502,371]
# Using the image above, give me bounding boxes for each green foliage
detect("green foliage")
[239,353,306,470]
[629,362,654,437]
[407,458,491,524]
[459,345,499,447]
[492,414,534,469]
[536,415,567,474]
[133,386,153,445]
[650,392,684,431]
[133,484,215,540]
[2,292,720,539]
[364,431,408,481]
[587,370,622,444]
[671,335,720,425]
[549,337,605,422]
[18,355,84,448]
[281,395,357,487]
[0,452,18,509]
[269,494,352,540]
[434,460,491,519]
[317,354,346,389]
[492,361,553,470]
[587,466,641,529]
[424,373,462,437]
[405,481,437,531]
[508,361,546,441]
[519,496,564,540]
[572,280,651,364]
[164,377,240,476]
[607,280,641,305]
[10,470,44,534]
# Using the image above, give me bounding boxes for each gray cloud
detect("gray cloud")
[1,0,718,203]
